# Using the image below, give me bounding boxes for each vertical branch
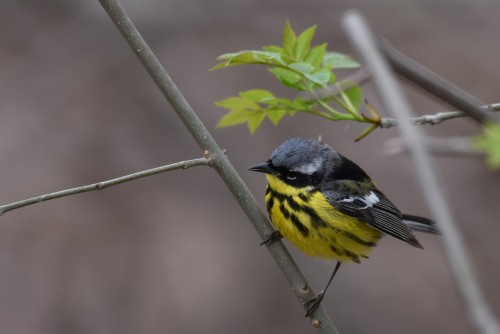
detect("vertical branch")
[97,0,337,332]
[342,11,500,334]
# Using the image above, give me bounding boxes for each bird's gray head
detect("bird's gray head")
[270,137,337,175]
[249,137,341,188]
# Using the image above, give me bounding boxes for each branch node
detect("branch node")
[203,150,213,167]
[95,182,105,190]
[311,319,321,328]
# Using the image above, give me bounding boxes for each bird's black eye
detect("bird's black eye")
[281,171,303,184]
[278,169,317,188]
[283,170,300,180]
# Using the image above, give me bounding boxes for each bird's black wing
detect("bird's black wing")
[322,181,422,248]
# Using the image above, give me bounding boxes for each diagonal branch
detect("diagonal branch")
[0,158,209,216]
[98,0,337,332]
[378,38,498,125]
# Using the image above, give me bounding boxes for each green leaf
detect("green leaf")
[268,97,293,109]
[283,21,297,57]
[262,45,283,53]
[211,21,374,137]
[288,62,314,74]
[267,109,287,125]
[210,52,252,70]
[323,52,360,69]
[304,69,332,87]
[248,111,267,134]
[211,51,286,70]
[216,109,250,128]
[251,51,286,65]
[294,25,317,61]
[343,84,362,111]
[215,97,259,110]
[289,97,316,116]
[269,67,303,89]
[292,97,311,111]
[304,43,327,68]
[239,89,275,102]
[473,123,500,169]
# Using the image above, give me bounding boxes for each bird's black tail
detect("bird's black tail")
[403,214,440,235]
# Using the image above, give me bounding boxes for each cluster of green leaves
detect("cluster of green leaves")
[473,122,500,169]
[211,21,380,140]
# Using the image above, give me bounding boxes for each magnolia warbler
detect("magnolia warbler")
[249,137,439,316]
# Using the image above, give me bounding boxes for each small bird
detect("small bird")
[249,137,439,316]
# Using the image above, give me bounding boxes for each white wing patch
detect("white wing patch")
[340,191,380,209]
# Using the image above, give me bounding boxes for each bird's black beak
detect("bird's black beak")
[248,161,274,174]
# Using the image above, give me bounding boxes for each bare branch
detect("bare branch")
[379,102,500,128]
[0,158,208,217]
[98,0,337,331]
[342,11,500,334]
[302,59,499,130]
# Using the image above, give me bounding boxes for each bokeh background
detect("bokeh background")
[1,0,499,333]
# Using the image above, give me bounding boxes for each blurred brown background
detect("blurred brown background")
[1,0,499,333]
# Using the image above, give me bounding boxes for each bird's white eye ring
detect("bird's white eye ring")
[286,175,297,180]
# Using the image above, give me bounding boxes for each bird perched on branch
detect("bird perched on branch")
[249,137,439,316]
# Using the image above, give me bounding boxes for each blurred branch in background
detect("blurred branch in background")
[0,158,209,216]
[98,0,338,332]
[342,10,500,334]
[383,136,479,157]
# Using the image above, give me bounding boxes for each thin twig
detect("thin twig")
[379,102,500,128]
[302,63,499,129]
[0,158,209,216]
[342,11,500,334]
[98,0,337,332]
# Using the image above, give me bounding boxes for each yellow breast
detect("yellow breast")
[265,175,382,263]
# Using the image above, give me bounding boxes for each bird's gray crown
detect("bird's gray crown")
[270,137,336,175]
